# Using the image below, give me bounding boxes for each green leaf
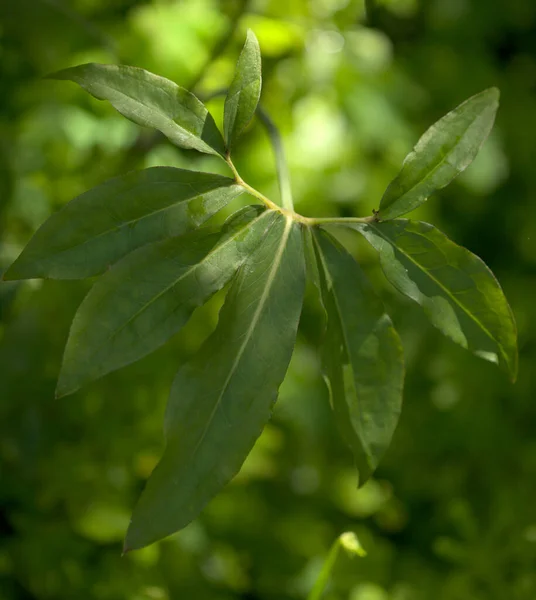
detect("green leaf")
[56,208,277,397]
[303,226,323,295]
[302,226,327,329]
[125,213,305,550]
[378,88,500,220]
[313,229,404,486]
[49,63,225,156]
[224,30,262,150]
[352,219,518,380]
[4,168,243,280]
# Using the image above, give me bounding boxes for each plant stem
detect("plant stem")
[226,156,282,212]
[225,156,376,225]
[202,91,294,212]
[256,107,294,211]
[308,540,341,600]
[307,532,366,600]
[307,215,377,225]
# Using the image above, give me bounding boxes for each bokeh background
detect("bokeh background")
[1,0,536,598]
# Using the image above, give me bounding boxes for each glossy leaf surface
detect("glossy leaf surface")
[378,88,499,220]
[49,63,225,156]
[353,220,517,379]
[224,30,262,150]
[313,230,404,486]
[56,208,277,397]
[4,168,243,280]
[125,213,305,550]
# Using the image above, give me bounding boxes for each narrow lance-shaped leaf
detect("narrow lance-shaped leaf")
[4,168,243,280]
[224,29,262,150]
[313,229,404,486]
[56,207,277,397]
[49,63,225,156]
[352,220,518,380]
[125,213,305,550]
[302,226,327,330]
[378,88,500,220]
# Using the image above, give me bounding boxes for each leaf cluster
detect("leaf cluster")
[4,31,517,551]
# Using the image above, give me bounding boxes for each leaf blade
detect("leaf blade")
[4,168,243,280]
[352,219,518,380]
[313,229,404,486]
[378,88,500,220]
[224,30,262,150]
[56,208,277,397]
[49,63,225,156]
[125,214,305,550]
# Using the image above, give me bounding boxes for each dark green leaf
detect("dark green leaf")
[224,30,262,150]
[302,226,327,327]
[352,219,518,380]
[313,229,404,486]
[303,226,323,292]
[56,208,277,397]
[378,88,500,220]
[125,213,305,550]
[49,63,225,156]
[4,168,243,280]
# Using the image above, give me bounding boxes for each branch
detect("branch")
[256,107,294,211]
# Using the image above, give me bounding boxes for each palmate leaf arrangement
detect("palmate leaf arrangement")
[4,31,517,551]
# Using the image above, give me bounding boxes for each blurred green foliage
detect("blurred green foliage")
[1,0,536,598]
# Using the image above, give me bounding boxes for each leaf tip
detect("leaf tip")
[2,263,22,281]
[44,67,70,81]
[481,87,500,112]
[245,28,260,46]
[121,539,132,556]
[55,378,74,399]
[123,520,150,553]
[339,532,367,558]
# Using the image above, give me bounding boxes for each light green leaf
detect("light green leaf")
[378,88,500,220]
[49,63,225,156]
[4,168,243,280]
[56,208,277,397]
[125,213,305,550]
[224,30,262,150]
[352,219,518,380]
[313,229,404,486]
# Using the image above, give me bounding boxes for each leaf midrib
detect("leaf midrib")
[29,180,240,266]
[73,209,277,362]
[88,73,211,148]
[368,222,508,366]
[187,215,293,459]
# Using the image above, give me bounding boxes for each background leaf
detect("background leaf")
[56,208,277,397]
[378,88,500,220]
[313,229,404,486]
[224,29,262,150]
[4,168,243,280]
[125,213,305,550]
[352,220,518,380]
[49,63,226,156]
